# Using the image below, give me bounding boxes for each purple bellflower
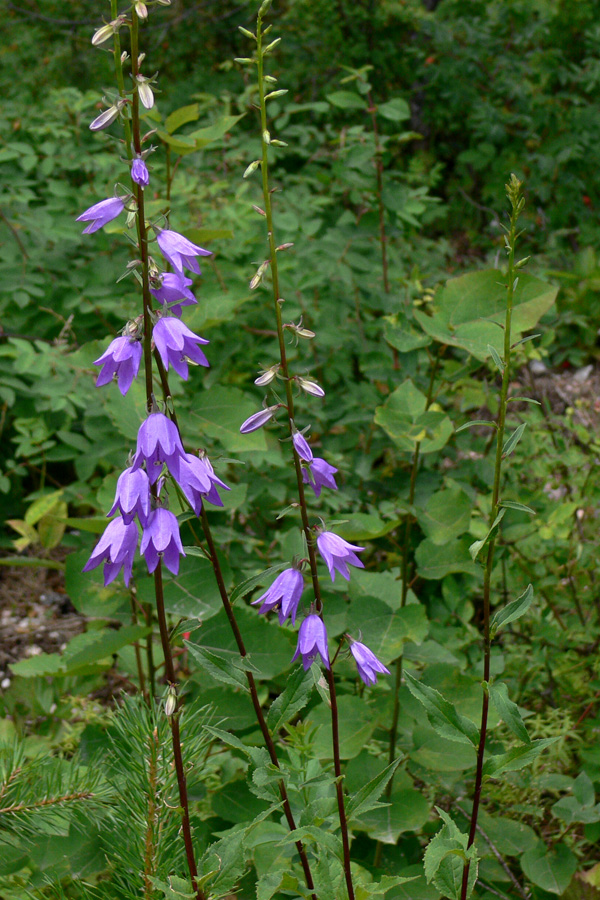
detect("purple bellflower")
[303,457,338,498]
[316,530,365,581]
[292,614,330,670]
[107,466,151,525]
[292,430,313,462]
[131,157,149,187]
[152,316,209,379]
[349,641,391,686]
[132,412,185,484]
[240,405,281,434]
[83,516,138,587]
[140,507,185,575]
[94,335,142,395]
[195,454,230,507]
[175,452,214,515]
[252,567,304,625]
[150,272,197,316]
[156,229,211,275]
[77,196,124,234]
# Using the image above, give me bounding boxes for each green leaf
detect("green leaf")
[491,584,533,636]
[326,90,365,110]
[415,536,478,580]
[499,499,536,515]
[417,486,472,546]
[346,758,402,820]
[502,422,527,457]
[182,386,267,453]
[489,682,531,744]
[10,652,64,678]
[455,419,497,433]
[375,379,453,455]
[377,98,411,122]
[267,666,313,733]
[469,508,506,561]
[487,343,504,372]
[482,737,558,777]
[347,599,429,663]
[520,842,577,894]
[186,643,249,691]
[62,625,150,669]
[164,103,200,134]
[404,671,479,747]
[24,490,64,525]
[414,270,558,361]
[0,556,65,571]
[306,695,378,759]
[424,810,478,900]
[335,513,402,541]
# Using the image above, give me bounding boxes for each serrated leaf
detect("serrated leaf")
[489,682,531,744]
[482,737,557,777]
[186,643,249,691]
[267,666,313,733]
[404,671,479,747]
[346,758,402,820]
[502,422,527,456]
[491,583,533,636]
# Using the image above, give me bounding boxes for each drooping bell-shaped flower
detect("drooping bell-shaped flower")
[156,228,211,275]
[239,405,280,434]
[131,412,185,483]
[303,457,338,498]
[77,196,124,234]
[252,567,304,625]
[107,466,151,525]
[93,335,142,396]
[195,454,230,507]
[150,272,197,316]
[83,516,139,586]
[292,614,329,670]
[292,430,313,462]
[175,452,214,515]
[140,507,185,575]
[152,316,209,379]
[349,640,390,686]
[316,530,364,582]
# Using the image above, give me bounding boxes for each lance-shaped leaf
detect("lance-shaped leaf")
[404,671,479,747]
[491,584,533,637]
[489,682,531,744]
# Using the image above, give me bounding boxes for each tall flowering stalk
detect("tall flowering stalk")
[237,5,391,897]
[460,175,526,900]
[82,5,207,896]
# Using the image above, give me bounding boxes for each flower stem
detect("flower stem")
[127,11,203,897]
[256,14,355,899]
[460,175,524,900]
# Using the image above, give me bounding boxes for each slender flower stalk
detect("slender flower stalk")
[460,175,525,900]
[252,11,357,897]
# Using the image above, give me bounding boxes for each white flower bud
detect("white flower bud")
[243,159,261,179]
[136,76,154,110]
[89,100,125,132]
[135,2,148,19]
[92,23,116,46]
[297,377,325,398]
[254,365,280,386]
[164,686,177,717]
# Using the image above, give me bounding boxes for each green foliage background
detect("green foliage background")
[1,0,600,898]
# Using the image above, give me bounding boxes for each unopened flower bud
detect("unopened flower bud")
[164,686,177,717]
[265,89,288,100]
[249,260,270,290]
[259,0,273,18]
[89,99,126,131]
[263,38,282,54]
[121,51,129,64]
[243,159,261,179]
[254,365,280,386]
[297,376,325,398]
[135,2,148,19]
[252,205,266,216]
[276,242,294,251]
[136,75,154,110]
[238,26,256,39]
[91,23,117,47]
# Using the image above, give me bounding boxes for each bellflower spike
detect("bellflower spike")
[107,466,151,525]
[349,641,391,686]
[152,317,209,379]
[94,335,142,395]
[292,614,330,671]
[150,272,197,316]
[132,412,185,483]
[292,430,313,462]
[303,457,338,498]
[317,530,365,581]
[196,454,230,507]
[131,157,149,187]
[156,229,211,275]
[252,567,304,625]
[83,516,138,587]
[140,507,185,575]
[240,405,280,434]
[77,196,124,234]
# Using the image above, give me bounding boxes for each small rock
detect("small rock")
[529,360,548,376]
